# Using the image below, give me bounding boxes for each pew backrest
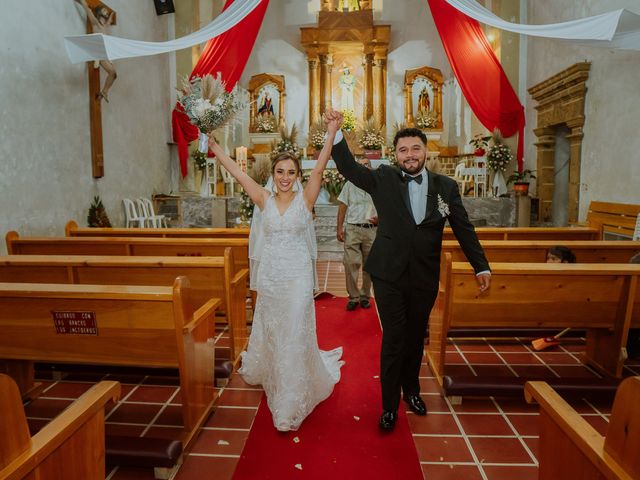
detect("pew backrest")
[0,250,248,361]
[65,220,250,239]
[442,226,600,241]
[441,240,640,264]
[586,201,640,240]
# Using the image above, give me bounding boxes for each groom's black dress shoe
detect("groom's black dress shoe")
[404,395,427,416]
[378,410,397,431]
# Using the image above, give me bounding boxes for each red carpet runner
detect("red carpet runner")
[232,295,423,479]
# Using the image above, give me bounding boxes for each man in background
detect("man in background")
[337,158,377,311]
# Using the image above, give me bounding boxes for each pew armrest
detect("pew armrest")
[524,381,631,479]
[231,268,249,286]
[1,380,120,478]
[184,298,222,333]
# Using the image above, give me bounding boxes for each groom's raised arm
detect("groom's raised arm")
[331,133,376,194]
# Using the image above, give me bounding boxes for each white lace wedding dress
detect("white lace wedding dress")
[238,191,344,431]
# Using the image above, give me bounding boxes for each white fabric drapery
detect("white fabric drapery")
[445,0,640,50]
[64,0,262,63]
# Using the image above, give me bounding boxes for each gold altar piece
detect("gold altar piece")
[404,66,444,131]
[248,73,286,133]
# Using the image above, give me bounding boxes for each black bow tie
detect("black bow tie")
[404,174,423,184]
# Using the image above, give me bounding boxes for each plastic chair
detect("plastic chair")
[122,198,145,228]
[473,157,487,198]
[136,198,165,228]
[141,198,168,227]
[453,162,472,196]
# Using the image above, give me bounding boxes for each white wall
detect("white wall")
[525,0,640,220]
[0,0,176,253]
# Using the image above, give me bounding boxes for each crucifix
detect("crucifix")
[75,0,117,178]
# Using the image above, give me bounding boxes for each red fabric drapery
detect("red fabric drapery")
[428,0,525,170]
[172,0,270,177]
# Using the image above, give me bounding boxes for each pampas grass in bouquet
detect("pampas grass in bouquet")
[177,73,245,152]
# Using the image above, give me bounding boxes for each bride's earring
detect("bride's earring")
[272,182,278,194]
[292,181,299,193]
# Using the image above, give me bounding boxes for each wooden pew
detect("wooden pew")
[586,201,640,240]
[0,374,120,480]
[0,249,248,362]
[6,232,249,269]
[442,240,640,264]
[427,255,640,387]
[525,376,640,480]
[0,278,220,449]
[443,226,600,241]
[65,220,250,239]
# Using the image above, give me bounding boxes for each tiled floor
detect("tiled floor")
[25,259,640,480]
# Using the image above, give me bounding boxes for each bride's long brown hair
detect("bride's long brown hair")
[271,152,301,175]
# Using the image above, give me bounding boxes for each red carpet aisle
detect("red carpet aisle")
[232,296,423,479]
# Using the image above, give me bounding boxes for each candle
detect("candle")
[303,147,307,159]
[381,145,386,158]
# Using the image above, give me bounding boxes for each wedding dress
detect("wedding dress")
[239,188,344,431]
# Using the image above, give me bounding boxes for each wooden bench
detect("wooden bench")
[65,220,250,239]
[525,376,640,479]
[442,240,640,264]
[5,232,249,270]
[427,255,640,388]
[443,226,600,241]
[585,201,640,240]
[0,278,220,448]
[0,249,248,362]
[0,374,120,480]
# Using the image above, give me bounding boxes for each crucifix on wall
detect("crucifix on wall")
[74,0,117,178]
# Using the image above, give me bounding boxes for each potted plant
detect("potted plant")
[507,169,536,195]
[469,134,492,157]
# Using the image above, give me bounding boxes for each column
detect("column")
[566,122,585,224]
[308,57,320,123]
[533,127,556,223]
[319,53,333,115]
[362,52,374,121]
[404,82,414,127]
[372,54,386,127]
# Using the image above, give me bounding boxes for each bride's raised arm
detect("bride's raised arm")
[208,137,270,210]
[303,111,340,210]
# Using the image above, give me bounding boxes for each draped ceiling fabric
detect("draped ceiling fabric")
[64,0,262,63]
[445,0,640,51]
[428,0,525,170]
[173,0,270,177]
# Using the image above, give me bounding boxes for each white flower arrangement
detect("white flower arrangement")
[415,110,437,129]
[177,74,244,134]
[239,190,254,221]
[436,194,450,217]
[486,143,513,172]
[255,112,276,133]
[357,117,385,150]
[322,169,346,197]
[271,124,300,159]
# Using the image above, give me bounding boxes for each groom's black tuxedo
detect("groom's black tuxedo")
[332,137,490,412]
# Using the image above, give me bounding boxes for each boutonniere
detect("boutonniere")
[437,194,450,217]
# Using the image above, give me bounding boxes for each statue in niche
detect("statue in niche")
[418,86,431,113]
[258,92,274,116]
[337,0,360,12]
[75,0,117,102]
[338,66,356,111]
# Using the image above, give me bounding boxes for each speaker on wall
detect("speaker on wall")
[153,0,175,15]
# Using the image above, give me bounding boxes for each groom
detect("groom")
[326,111,491,431]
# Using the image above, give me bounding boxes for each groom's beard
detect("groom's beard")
[398,156,426,175]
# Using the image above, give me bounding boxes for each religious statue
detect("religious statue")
[338,66,356,112]
[418,86,431,113]
[258,92,274,116]
[337,0,360,12]
[75,0,117,103]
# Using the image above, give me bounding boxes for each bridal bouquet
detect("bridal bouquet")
[177,74,244,152]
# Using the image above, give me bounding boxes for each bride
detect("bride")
[207,115,343,431]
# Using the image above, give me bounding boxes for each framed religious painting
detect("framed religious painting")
[248,74,286,133]
[403,66,444,131]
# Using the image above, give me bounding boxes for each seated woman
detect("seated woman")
[546,245,577,263]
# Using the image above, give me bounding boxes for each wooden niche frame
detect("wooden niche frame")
[248,74,285,133]
[404,66,444,130]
